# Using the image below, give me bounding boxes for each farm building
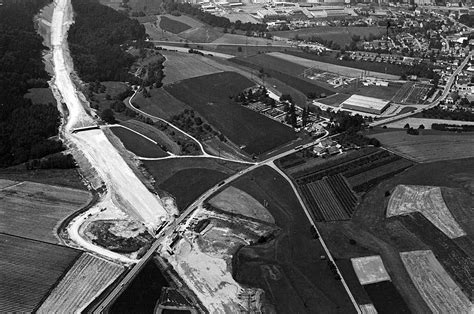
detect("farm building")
[341,95,390,115]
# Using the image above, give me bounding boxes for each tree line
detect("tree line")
[164,0,267,33]
[68,0,148,82]
[0,0,69,167]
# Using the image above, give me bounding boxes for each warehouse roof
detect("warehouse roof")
[341,94,390,111]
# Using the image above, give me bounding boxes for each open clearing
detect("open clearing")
[0,167,87,190]
[24,87,56,105]
[209,186,274,223]
[0,180,92,244]
[269,52,399,80]
[110,125,168,158]
[369,130,474,162]
[165,72,297,155]
[0,233,81,312]
[38,253,124,313]
[400,250,473,313]
[232,166,356,313]
[387,185,466,239]
[351,255,391,285]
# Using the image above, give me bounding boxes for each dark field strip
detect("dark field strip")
[110,126,168,158]
[336,259,372,305]
[0,233,81,313]
[347,158,414,192]
[394,213,474,297]
[293,147,381,183]
[364,281,410,314]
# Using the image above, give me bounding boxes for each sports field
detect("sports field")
[391,82,432,104]
[0,180,91,244]
[387,185,465,239]
[0,233,81,312]
[165,72,297,155]
[38,253,124,313]
[400,250,472,314]
[110,125,168,158]
[369,130,474,162]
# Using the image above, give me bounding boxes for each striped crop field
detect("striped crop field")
[0,180,92,244]
[401,250,472,313]
[0,233,81,312]
[299,174,357,221]
[37,253,124,313]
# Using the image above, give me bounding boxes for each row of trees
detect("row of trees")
[68,0,148,82]
[164,0,267,33]
[0,0,69,167]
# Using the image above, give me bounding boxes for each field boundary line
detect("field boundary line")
[268,162,362,314]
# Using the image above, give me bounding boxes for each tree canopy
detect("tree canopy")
[0,0,65,167]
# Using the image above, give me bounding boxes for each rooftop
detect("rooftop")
[342,94,390,110]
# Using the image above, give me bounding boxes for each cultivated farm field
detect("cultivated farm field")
[269,52,399,80]
[161,51,227,85]
[38,253,124,313]
[0,234,81,312]
[209,186,274,223]
[110,125,168,158]
[369,130,474,162]
[232,166,356,313]
[0,180,92,244]
[400,250,472,314]
[143,157,247,210]
[231,54,335,97]
[387,185,465,239]
[165,72,297,155]
[159,16,191,34]
[351,255,391,285]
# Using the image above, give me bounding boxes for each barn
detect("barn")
[341,95,390,115]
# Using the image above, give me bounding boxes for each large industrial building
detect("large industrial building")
[341,95,390,115]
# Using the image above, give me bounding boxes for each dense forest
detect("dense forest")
[0,0,66,167]
[68,0,147,82]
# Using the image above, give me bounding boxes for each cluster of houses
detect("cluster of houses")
[312,139,342,157]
